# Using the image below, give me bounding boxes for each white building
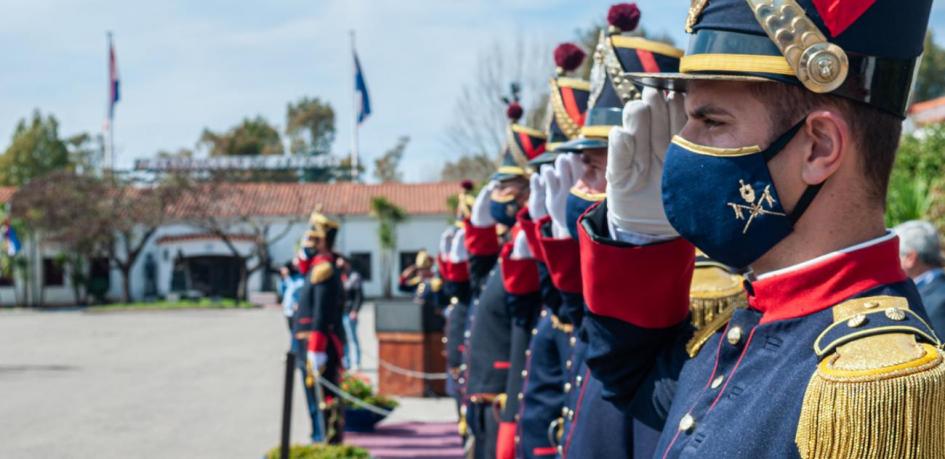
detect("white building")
[0,182,461,306]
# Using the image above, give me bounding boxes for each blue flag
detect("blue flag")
[354,51,371,124]
[3,221,20,256]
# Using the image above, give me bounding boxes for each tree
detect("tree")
[0,110,72,186]
[199,116,284,156]
[286,97,336,155]
[11,171,112,305]
[105,174,192,303]
[176,178,307,300]
[443,36,553,159]
[374,136,410,183]
[891,123,945,229]
[370,197,406,298]
[913,32,945,103]
[440,154,494,183]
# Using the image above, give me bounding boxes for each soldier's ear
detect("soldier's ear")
[801,110,848,187]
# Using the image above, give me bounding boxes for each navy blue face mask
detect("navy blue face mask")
[566,187,605,239]
[661,119,822,269]
[490,192,520,227]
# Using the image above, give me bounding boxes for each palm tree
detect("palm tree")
[370,197,406,298]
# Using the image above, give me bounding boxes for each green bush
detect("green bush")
[264,444,369,459]
[340,373,399,410]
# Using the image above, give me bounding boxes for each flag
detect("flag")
[108,34,120,122]
[3,221,20,257]
[354,50,371,124]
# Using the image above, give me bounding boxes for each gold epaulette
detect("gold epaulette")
[685,264,746,357]
[796,296,945,458]
[309,261,333,284]
[688,264,746,329]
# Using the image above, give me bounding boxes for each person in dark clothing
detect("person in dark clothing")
[337,256,364,371]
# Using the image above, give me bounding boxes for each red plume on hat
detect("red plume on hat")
[554,43,586,75]
[506,102,523,121]
[461,180,474,191]
[608,3,641,33]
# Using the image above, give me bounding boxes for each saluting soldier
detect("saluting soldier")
[578,0,944,457]
[529,4,683,458]
[463,94,547,459]
[513,42,590,459]
[296,210,346,444]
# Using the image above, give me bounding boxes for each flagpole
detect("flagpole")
[350,30,359,182]
[107,31,115,174]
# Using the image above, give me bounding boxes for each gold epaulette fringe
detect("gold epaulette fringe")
[688,264,746,329]
[310,261,333,284]
[796,296,945,458]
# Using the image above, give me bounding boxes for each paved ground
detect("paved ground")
[0,302,457,458]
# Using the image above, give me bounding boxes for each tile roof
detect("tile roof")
[0,187,14,205]
[155,233,256,244]
[909,96,945,127]
[168,181,463,218]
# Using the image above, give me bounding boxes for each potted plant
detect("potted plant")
[264,443,369,459]
[340,373,399,432]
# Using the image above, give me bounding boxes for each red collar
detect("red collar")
[313,253,335,265]
[749,233,907,324]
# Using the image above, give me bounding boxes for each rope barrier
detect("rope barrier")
[359,348,449,380]
[315,373,395,417]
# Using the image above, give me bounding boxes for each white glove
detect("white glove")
[606,87,686,242]
[528,171,548,220]
[510,230,532,260]
[470,181,498,227]
[449,228,469,263]
[439,226,456,257]
[542,154,584,239]
[307,350,327,371]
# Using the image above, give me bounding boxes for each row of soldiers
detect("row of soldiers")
[408,1,945,458]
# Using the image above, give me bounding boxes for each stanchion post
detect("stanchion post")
[280,351,295,459]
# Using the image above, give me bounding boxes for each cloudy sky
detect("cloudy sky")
[3,0,945,182]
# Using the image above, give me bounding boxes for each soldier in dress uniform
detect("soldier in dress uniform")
[578,0,944,457]
[438,182,475,417]
[463,94,547,459]
[513,42,590,459]
[295,210,346,444]
[529,4,683,458]
[398,250,435,293]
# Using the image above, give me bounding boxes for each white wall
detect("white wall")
[112,213,452,302]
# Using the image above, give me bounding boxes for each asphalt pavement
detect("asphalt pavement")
[0,302,455,458]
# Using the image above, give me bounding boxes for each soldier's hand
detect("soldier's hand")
[510,230,532,260]
[606,87,686,241]
[439,226,457,257]
[542,154,584,239]
[528,171,548,220]
[307,350,327,372]
[470,181,498,227]
[448,228,469,263]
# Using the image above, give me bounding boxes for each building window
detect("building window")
[349,252,372,281]
[399,251,419,273]
[43,258,64,287]
[0,269,13,287]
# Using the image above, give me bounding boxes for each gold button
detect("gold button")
[847,313,867,328]
[442,337,448,344]
[532,328,538,336]
[678,413,695,432]
[726,326,742,345]
[711,375,724,389]
[525,349,531,357]
[558,446,563,455]
[521,370,528,378]
[576,375,583,385]
[517,393,524,401]
[515,435,520,443]
[567,409,574,421]
[564,382,572,393]
[541,309,548,317]
[566,360,572,369]
[561,407,569,417]
[885,308,906,321]
[570,336,577,346]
